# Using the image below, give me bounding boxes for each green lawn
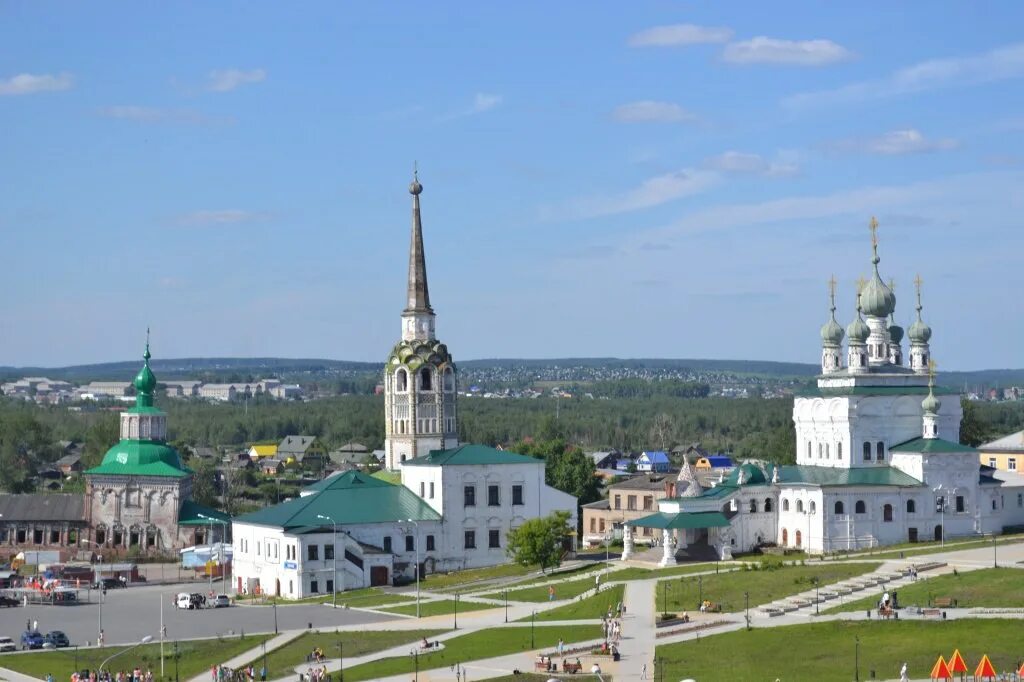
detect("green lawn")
[419,563,533,590]
[502,563,604,586]
[658,562,880,613]
[864,534,1024,560]
[485,575,601,602]
[0,634,272,682]
[235,586,412,608]
[257,629,443,679]
[527,584,626,622]
[613,562,737,581]
[822,567,1024,614]
[481,675,605,681]
[656,618,1024,681]
[341,624,602,681]
[378,598,496,617]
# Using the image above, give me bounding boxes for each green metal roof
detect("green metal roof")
[402,444,539,467]
[778,465,922,487]
[178,500,231,526]
[85,440,191,478]
[889,437,978,454]
[797,384,960,398]
[236,473,441,529]
[626,511,731,530]
[722,463,768,486]
[697,485,737,500]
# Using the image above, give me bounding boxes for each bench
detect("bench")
[563,662,583,674]
[922,608,943,617]
[877,607,895,620]
[933,597,957,608]
[701,602,722,613]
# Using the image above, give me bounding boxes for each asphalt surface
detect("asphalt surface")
[0,581,399,647]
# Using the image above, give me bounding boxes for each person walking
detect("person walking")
[641,662,648,679]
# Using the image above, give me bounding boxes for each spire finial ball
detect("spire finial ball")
[409,178,423,195]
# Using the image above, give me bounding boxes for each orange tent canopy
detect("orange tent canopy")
[974,654,996,679]
[930,655,952,680]
[1017,660,1024,677]
[948,649,968,674]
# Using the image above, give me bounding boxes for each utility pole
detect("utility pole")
[504,590,508,623]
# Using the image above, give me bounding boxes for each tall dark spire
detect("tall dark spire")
[404,166,433,314]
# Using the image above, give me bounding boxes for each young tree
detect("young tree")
[505,510,572,572]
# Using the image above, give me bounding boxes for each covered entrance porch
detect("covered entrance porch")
[622,511,733,565]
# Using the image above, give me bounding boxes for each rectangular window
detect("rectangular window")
[405,535,414,552]
[426,535,435,551]
[642,527,651,536]
[383,536,392,552]
[489,529,500,549]
[257,542,261,556]
[464,531,476,549]
[512,484,524,505]
[488,485,500,506]
[1010,458,1018,471]
[326,579,334,594]
[599,518,605,532]
[627,495,637,511]
[464,486,476,507]
[643,496,653,511]
[50,530,60,544]
[420,482,425,497]
[589,517,596,532]
[324,544,334,560]
[429,482,435,499]
[955,496,965,513]
[613,495,621,510]
[838,442,843,459]
[863,442,872,461]
[989,458,997,467]
[307,544,318,561]
[34,529,44,544]
[310,580,319,594]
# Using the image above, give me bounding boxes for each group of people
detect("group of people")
[602,603,624,643]
[301,664,329,682]
[68,668,153,682]
[212,663,266,682]
[308,647,325,663]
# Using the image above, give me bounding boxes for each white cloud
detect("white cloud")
[703,151,799,177]
[786,42,1024,108]
[628,23,733,47]
[723,37,853,66]
[98,105,227,125]
[831,129,958,155]
[0,72,73,96]
[176,210,266,227]
[471,93,502,113]
[206,68,266,92]
[548,169,719,220]
[612,100,697,123]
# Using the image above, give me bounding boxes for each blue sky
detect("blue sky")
[2,2,1023,369]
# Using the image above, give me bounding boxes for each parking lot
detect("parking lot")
[0,580,399,647]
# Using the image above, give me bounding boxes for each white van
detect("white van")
[175,593,197,610]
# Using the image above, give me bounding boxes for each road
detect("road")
[0,580,399,647]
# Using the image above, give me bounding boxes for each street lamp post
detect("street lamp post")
[406,519,421,618]
[338,639,343,682]
[410,647,419,682]
[316,513,338,608]
[454,592,459,630]
[531,610,536,648]
[744,591,750,630]
[814,578,820,616]
[100,635,153,674]
[504,589,508,623]
[273,601,278,634]
[993,532,998,568]
[855,635,860,681]
[698,575,703,608]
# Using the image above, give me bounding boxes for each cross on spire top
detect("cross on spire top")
[914,274,924,312]
[828,275,837,311]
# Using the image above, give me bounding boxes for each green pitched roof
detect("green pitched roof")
[889,437,978,454]
[236,473,441,529]
[402,444,539,467]
[85,440,191,478]
[626,511,731,530]
[722,462,768,486]
[778,465,922,487]
[178,500,231,526]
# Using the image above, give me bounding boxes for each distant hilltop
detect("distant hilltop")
[2,356,1024,393]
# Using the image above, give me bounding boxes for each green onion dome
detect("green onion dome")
[133,344,157,395]
[860,267,896,318]
[847,312,870,344]
[386,338,454,372]
[888,317,904,345]
[922,388,941,414]
[821,316,844,346]
[909,315,932,344]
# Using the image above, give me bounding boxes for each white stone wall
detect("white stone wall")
[86,475,188,552]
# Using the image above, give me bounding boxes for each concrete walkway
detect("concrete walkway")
[186,630,307,682]
[612,580,654,680]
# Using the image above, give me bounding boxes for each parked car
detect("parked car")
[0,596,18,608]
[0,636,16,652]
[213,594,231,608]
[175,592,206,610]
[45,631,70,648]
[20,631,44,650]
[94,577,125,590]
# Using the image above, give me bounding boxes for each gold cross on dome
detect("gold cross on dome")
[828,275,837,303]
[869,216,879,246]
[855,276,867,293]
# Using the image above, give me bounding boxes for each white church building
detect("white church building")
[231,174,576,598]
[623,220,1024,564]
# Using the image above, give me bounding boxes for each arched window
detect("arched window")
[834,501,844,515]
[400,454,407,462]
[883,504,893,522]
[809,501,817,514]
[420,368,433,391]
[825,444,830,459]
[796,500,804,513]
[795,530,802,547]
[749,499,757,513]
[876,441,885,461]
[782,499,790,512]
[837,442,843,459]
[818,443,823,459]
[781,528,788,545]
[443,368,455,392]
[764,498,773,513]
[855,500,866,514]
[396,369,408,392]
[906,499,916,514]
[863,442,872,461]
[806,442,811,459]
